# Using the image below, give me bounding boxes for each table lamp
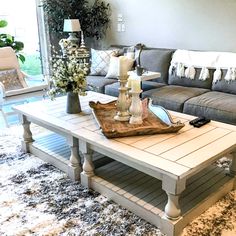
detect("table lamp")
[63,19,81,43]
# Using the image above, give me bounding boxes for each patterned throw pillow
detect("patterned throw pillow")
[0,69,24,91]
[90,48,118,76]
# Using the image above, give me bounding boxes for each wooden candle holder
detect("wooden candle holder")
[129,90,143,124]
[114,75,130,121]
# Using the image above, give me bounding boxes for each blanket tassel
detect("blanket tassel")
[185,66,196,80]
[199,67,209,81]
[213,69,222,83]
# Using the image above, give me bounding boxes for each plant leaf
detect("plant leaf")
[0,20,8,28]
[18,54,25,63]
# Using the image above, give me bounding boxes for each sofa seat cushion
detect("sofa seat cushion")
[183,91,236,125]
[105,81,166,97]
[104,82,120,97]
[86,76,117,94]
[142,81,166,92]
[143,85,209,112]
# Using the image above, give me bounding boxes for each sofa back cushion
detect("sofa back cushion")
[169,67,214,89]
[212,69,236,95]
[137,48,174,84]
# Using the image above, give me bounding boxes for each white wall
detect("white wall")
[104,0,236,52]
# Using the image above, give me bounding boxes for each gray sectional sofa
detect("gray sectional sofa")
[86,47,236,125]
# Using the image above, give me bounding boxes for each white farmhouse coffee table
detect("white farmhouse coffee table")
[14,91,236,236]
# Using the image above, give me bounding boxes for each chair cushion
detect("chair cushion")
[0,69,23,91]
[183,91,236,125]
[86,75,117,94]
[90,48,118,76]
[169,68,214,89]
[143,85,209,112]
[137,48,174,84]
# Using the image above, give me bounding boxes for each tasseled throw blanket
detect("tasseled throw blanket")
[169,49,236,83]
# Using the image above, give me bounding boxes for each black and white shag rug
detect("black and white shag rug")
[0,127,235,236]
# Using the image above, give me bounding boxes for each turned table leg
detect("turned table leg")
[67,136,82,181]
[229,152,236,189]
[162,175,186,220]
[21,115,34,152]
[79,139,94,188]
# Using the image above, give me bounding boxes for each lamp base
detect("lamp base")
[67,32,79,44]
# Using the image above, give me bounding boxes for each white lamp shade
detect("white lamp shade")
[63,19,81,32]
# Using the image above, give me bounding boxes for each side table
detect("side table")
[128,70,161,81]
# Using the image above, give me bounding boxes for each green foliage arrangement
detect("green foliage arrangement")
[41,0,111,40]
[0,20,25,63]
[48,49,88,99]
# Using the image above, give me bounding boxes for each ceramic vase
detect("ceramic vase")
[66,91,81,114]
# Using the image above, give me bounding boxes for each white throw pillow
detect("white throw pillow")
[105,56,134,79]
[90,48,118,76]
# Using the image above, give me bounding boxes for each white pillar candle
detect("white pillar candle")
[119,56,126,77]
[131,78,141,92]
[127,76,133,88]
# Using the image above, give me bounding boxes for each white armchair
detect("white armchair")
[0,47,50,127]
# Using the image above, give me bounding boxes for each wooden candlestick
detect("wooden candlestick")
[114,75,130,121]
[129,90,143,124]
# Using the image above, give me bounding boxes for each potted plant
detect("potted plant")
[0,20,25,63]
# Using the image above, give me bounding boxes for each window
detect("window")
[0,0,49,81]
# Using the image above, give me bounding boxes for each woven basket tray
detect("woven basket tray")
[89,100,184,138]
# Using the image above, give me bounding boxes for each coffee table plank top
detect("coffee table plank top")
[13,92,115,132]
[157,127,230,161]
[130,119,193,150]
[178,131,236,168]
[75,127,190,178]
[14,100,76,133]
[145,124,215,155]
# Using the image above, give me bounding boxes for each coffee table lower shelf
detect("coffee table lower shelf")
[28,132,112,179]
[90,161,234,236]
